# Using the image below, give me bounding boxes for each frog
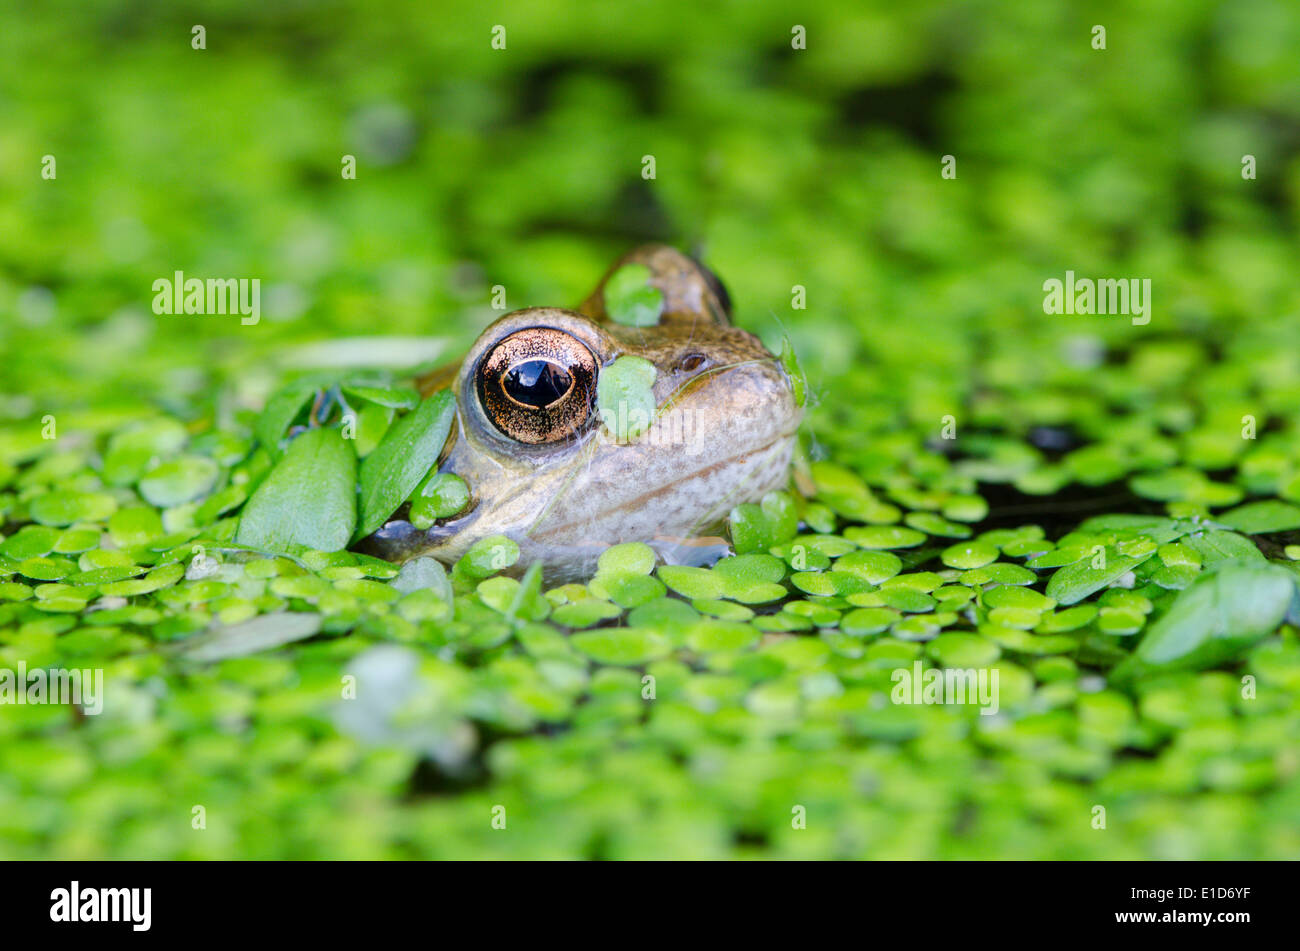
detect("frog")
[357,244,803,579]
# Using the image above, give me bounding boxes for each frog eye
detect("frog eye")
[476,327,598,444]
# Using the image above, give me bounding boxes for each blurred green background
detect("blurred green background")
[1,0,1299,858]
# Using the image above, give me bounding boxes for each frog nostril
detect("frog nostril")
[676,352,709,374]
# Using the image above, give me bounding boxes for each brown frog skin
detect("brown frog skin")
[358,245,802,580]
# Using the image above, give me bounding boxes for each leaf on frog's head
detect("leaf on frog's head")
[604,264,664,327]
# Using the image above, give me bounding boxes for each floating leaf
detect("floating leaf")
[28,490,117,526]
[452,534,520,583]
[138,455,219,507]
[729,491,798,555]
[390,556,453,605]
[356,390,455,538]
[1045,546,1157,605]
[1112,560,1296,681]
[341,383,420,410]
[1184,530,1262,565]
[1217,500,1300,535]
[177,611,323,662]
[255,382,317,455]
[571,626,670,665]
[409,472,470,529]
[236,427,356,553]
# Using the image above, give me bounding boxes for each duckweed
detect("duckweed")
[3,0,1299,862]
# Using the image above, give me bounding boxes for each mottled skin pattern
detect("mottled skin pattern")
[358,245,802,580]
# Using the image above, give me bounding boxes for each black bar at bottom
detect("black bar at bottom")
[0,859,1282,938]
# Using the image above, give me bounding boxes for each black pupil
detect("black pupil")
[503,360,572,408]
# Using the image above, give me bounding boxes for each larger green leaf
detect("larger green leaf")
[255,382,317,456]
[1044,546,1157,605]
[1217,500,1300,535]
[341,383,420,410]
[570,627,670,665]
[236,427,357,553]
[1077,514,1188,543]
[1111,560,1296,682]
[355,390,456,539]
[177,612,323,662]
[1184,530,1262,565]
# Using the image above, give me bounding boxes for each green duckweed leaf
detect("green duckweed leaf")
[658,565,725,600]
[390,556,453,605]
[1112,560,1296,681]
[409,472,470,529]
[571,627,670,665]
[341,383,420,411]
[597,542,657,576]
[1184,530,1262,565]
[28,490,117,526]
[835,549,903,583]
[138,455,219,507]
[604,264,664,327]
[940,540,999,569]
[1,525,61,560]
[453,534,520,583]
[596,356,657,442]
[1045,546,1158,605]
[927,632,1000,667]
[686,621,759,653]
[1217,500,1300,534]
[843,525,927,549]
[840,607,898,635]
[552,598,622,628]
[729,491,798,555]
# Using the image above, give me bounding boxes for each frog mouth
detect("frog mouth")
[529,425,800,540]
[353,503,482,562]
